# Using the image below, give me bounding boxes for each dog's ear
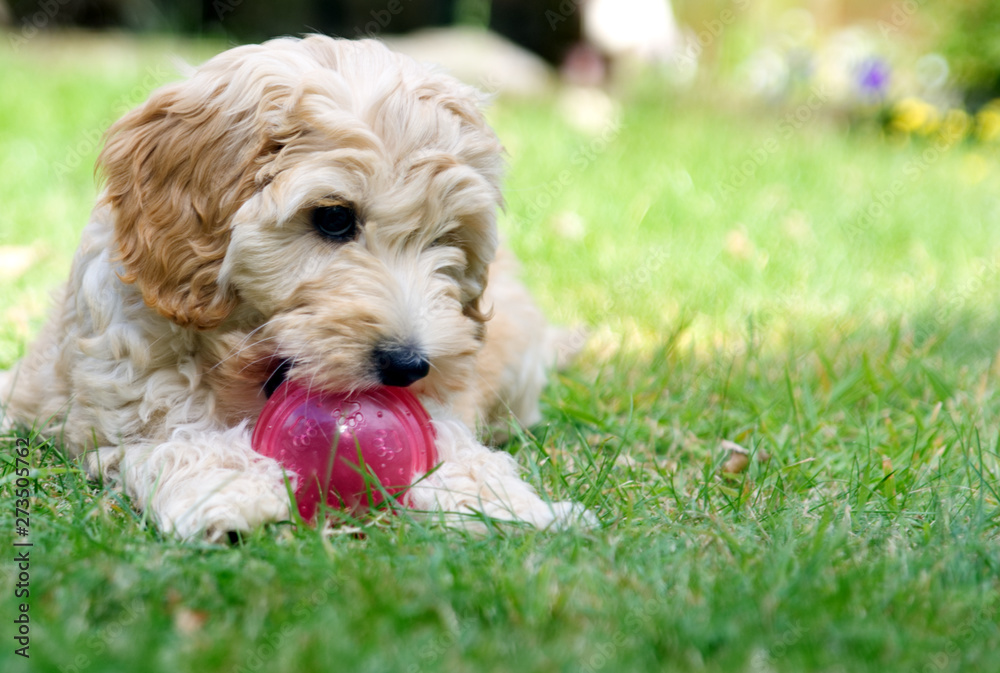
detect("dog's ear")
[461,242,495,330]
[97,77,275,330]
[435,89,503,332]
[387,65,505,331]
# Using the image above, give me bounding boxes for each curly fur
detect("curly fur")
[0,36,590,540]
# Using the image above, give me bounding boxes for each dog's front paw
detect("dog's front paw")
[544,500,599,530]
[478,498,597,531]
[158,475,292,542]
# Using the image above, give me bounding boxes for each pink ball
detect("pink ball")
[252,380,437,520]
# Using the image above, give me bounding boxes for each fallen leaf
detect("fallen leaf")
[720,439,750,475]
[173,607,208,635]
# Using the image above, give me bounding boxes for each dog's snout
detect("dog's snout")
[373,343,430,387]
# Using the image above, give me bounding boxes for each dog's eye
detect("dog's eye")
[430,232,459,249]
[312,205,358,242]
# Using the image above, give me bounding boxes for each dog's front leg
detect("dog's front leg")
[87,425,292,541]
[408,418,595,530]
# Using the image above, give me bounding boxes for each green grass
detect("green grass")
[2,34,1000,673]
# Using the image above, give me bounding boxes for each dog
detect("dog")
[0,35,591,541]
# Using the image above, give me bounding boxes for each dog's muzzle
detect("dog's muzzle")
[372,343,430,387]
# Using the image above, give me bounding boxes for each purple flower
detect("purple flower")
[857,57,891,99]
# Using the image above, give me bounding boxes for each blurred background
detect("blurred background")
[3,0,1000,116]
[7,6,1000,670]
[2,0,1000,363]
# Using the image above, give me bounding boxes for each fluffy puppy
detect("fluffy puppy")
[0,35,589,540]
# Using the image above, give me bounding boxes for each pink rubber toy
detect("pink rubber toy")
[252,380,437,520]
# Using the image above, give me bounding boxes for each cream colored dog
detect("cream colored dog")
[0,36,589,540]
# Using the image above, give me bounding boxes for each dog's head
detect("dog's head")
[98,36,503,400]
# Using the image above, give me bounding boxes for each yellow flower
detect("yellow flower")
[975,101,1000,142]
[939,108,971,144]
[891,97,938,135]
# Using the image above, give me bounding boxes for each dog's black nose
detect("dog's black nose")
[373,344,430,387]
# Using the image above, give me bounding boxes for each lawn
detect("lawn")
[1,33,999,673]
